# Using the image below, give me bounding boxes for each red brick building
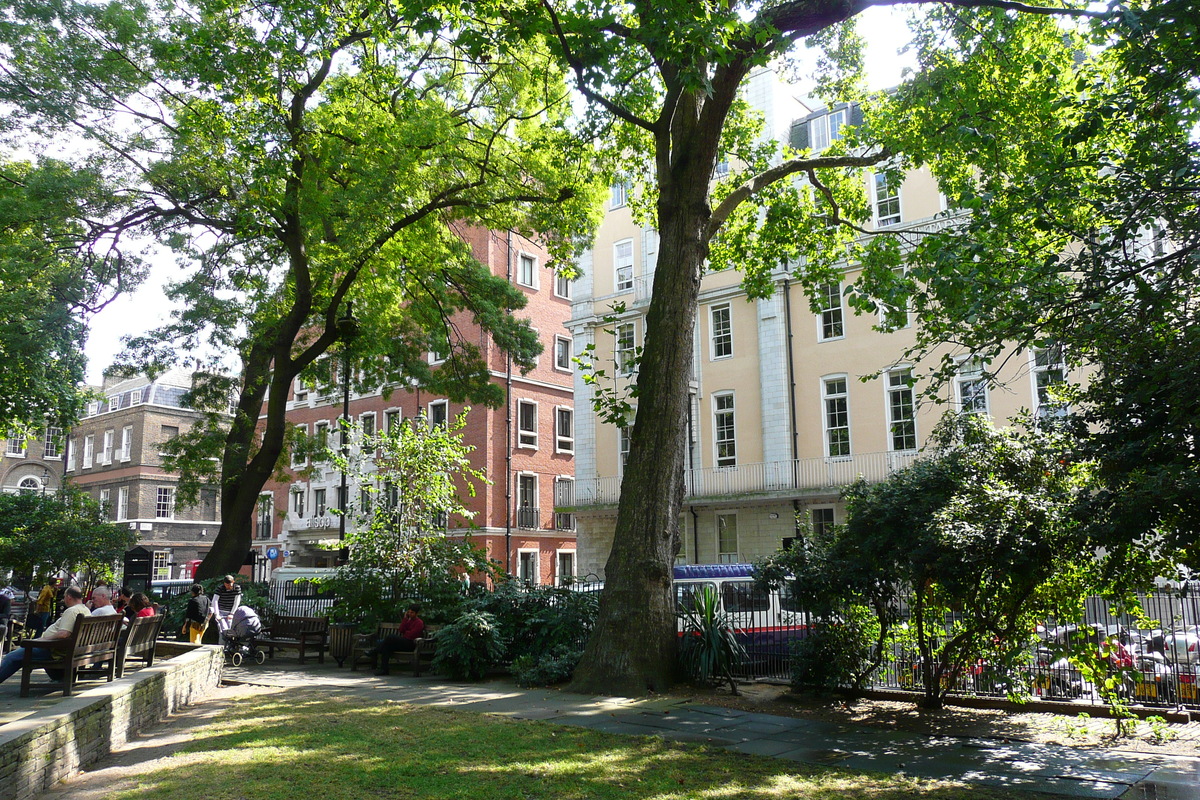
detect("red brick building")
[257,229,578,585]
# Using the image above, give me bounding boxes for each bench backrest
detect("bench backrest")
[125,614,164,656]
[68,615,124,666]
[270,615,329,638]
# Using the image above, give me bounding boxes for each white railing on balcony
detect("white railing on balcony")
[571,450,920,507]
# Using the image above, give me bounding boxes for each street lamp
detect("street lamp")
[337,302,358,565]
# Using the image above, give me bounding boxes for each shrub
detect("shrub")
[510,644,583,687]
[678,585,745,693]
[469,581,598,665]
[431,609,506,680]
[790,608,877,692]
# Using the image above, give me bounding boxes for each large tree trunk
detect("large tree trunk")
[570,71,742,694]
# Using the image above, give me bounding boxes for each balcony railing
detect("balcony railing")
[554,512,576,531]
[571,450,920,507]
[516,506,540,530]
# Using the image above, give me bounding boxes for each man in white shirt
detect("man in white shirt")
[89,586,120,618]
[0,585,91,683]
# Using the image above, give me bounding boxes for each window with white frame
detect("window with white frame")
[99,488,110,513]
[130,388,143,405]
[66,438,75,471]
[119,425,132,462]
[554,336,572,371]
[811,507,835,539]
[517,252,537,288]
[610,179,628,209]
[83,434,94,468]
[555,407,574,453]
[823,376,851,458]
[717,514,739,563]
[313,421,330,462]
[1032,344,1067,418]
[293,374,308,401]
[314,488,327,517]
[713,392,737,467]
[956,357,990,415]
[554,477,575,531]
[291,424,308,467]
[518,549,540,585]
[817,283,844,340]
[101,429,113,464]
[809,108,846,152]
[873,172,901,227]
[556,550,576,585]
[361,412,376,440]
[618,426,632,473]
[554,270,571,300]
[385,410,401,435]
[429,336,449,365]
[517,473,538,529]
[6,434,26,457]
[43,427,62,459]
[886,368,918,451]
[116,487,129,521]
[291,487,306,517]
[428,400,448,428]
[152,551,170,581]
[615,321,636,375]
[257,494,273,539]
[18,476,39,493]
[614,239,634,291]
[155,486,176,519]
[517,400,538,448]
[710,304,732,359]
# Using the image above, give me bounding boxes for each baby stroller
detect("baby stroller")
[222,605,266,666]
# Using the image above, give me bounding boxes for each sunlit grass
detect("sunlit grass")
[108,690,1030,799]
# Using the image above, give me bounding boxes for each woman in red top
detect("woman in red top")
[129,593,156,619]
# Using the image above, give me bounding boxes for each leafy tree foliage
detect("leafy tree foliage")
[0,0,602,578]
[850,1,1200,573]
[0,487,137,585]
[761,414,1093,709]
[331,410,488,569]
[484,0,1109,694]
[0,157,136,430]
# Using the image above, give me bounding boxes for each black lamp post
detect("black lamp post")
[337,302,358,565]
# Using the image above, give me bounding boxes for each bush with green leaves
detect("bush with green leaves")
[469,581,598,665]
[790,605,879,693]
[510,644,584,688]
[678,585,746,694]
[431,609,506,681]
[319,538,499,631]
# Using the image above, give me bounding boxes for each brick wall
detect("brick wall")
[0,645,223,800]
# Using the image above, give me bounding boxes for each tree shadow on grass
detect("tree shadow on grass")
[87,690,1021,800]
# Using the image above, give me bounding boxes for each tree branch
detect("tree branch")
[707,149,890,238]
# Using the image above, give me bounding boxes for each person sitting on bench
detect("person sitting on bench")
[0,586,89,683]
[369,605,424,676]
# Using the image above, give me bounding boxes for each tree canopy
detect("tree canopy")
[0,156,136,431]
[0,487,137,585]
[0,0,603,578]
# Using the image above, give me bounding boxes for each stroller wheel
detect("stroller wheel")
[231,651,243,667]
[254,649,266,665]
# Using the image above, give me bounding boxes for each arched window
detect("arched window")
[18,476,41,494]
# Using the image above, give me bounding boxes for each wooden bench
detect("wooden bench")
[258,615,329,664]
[349,622,439,676]
[117,614,165,677]
[20,615,124,697]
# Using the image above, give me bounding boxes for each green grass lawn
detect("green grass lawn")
[110,690,1030,799]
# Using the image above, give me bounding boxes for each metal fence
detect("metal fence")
[717,584,1200,712]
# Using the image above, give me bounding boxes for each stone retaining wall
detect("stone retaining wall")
[0,644,223,800]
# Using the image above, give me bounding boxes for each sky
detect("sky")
[81,6,918,384]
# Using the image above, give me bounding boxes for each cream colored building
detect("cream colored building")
[567,100,1069,579]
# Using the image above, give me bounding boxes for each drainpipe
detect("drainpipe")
[505,231,514,574]
[687,397,698,563]
[783,279,803,541]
